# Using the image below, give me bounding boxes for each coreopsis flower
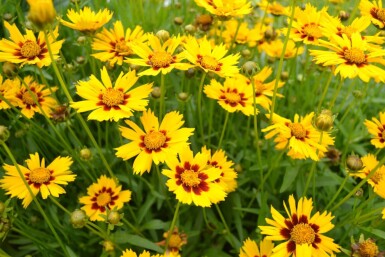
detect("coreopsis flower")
[351,234,384,257]
[364,112,385,148]
[0,153,75,208]
[120,249,161,257]
[239,238,274,257]
[203,77,256,115]
[115,109,194,175]
[194,0,252,19]
[157,227,187,255]
[259,195,340,257]
[27,0,56,29]
[125,34,191,76]
[221,20,262,47]
[0,21,63,68]
[71,67,152,122]
[79,175,131,221]
[287,4,328,45]
[349,154,385,199]
[258,0,289,16]
[0,75,20,110]
[15,76,58,119]
[309,32,385,82]
[162,147,227,207]
[92,21,147,66]
[60,7,113,34]
[183,36,240,77]
[359,0,385,29]
[201,146,237,193]
[248,66,285,111]
[262,112,334,161]
[260,39,304,59]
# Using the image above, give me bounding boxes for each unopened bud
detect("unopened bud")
[102,240,114,252]
[185,68,196,78]
[184,24,196,34]
[178,92,189,101]
[76,56,85,65]
[315,110,334,132]
[156,30,170,42]
[2,62,18,78]
[151,87,161,98]
[3,13,13,22]
[280,71,289,81]
[77,36,87,45]
[355,188,363,197]
[346,155,363,171]
[352,90,364,99]
[80,148,92,160]
[107,211,121,225]
[0,126,10,142]
[234,164,242,173]
[339,10,350,21]
[241,49,251,58]
[174,17,183,25]
[242,61,259,76]
[195,14,213,31]
[70,209,87,228]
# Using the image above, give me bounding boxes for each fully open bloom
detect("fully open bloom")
[92,21,147,66]
[0,21,63,68]
[115,109,194,175]
[360,0,385,29]
[162,147,226,207]
[71,67,152,121]
[260,39,304,59]
[221,20,262,47]
[364,112,385,148]
[120,249,162,257]
[204,77,255,115]
[262,112,334,161]
[0,153,75,208]
[125,34,191,76]
[258,0,289,16]
[183,36,240,77]
[259,195,340,257]
[61,7,112,34]
[79,175,131,221]
[239,238,274,257]
[0,75,20,110]
[310,32,385,82]
[351,234,384,257]
[194,0,252,19]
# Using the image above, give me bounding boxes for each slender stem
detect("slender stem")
[215,204,236,248]
[329,78,344,109]
[303,132,324,196]
[217,112,229,149]
[197,73,207,145]
[229,18,241,50]
[317,71,333,112]
[122,218,144,236]
[165,201,181,251]
[159,73,166,118]
[49,196,71,215]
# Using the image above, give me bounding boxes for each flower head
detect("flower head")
[0,75,20,110]
[239,238,274,257]
[351,234,384,257]
[115,109,194,175]
[120,249,161,257]
[71,67,152,122]
[221,20,262,47]
[360,0,385,29]
[364,112,385,148]
[258,0,289,16]
[162,147,227,207]
[92,21,147,66]
[194,0,252,19]
[157,227,187,254]
[0,21,63,68]
[27,0,56,29]
[183,36,240,77]
[125,34,191,76]
[61,7,112,34]
[0,153,75,208]
[79,175,131,221]
[260,39,304,59]
[259,195,340,257]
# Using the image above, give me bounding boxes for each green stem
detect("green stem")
[329,78,344,109]
[215,204,236,248]
[197,73,207,145]
[324,173,349,211]
[165,201,181,251]
[159,73,166,118]
[317,71,333,112]
[122,218,144,236]
[217,112,229,149]
[303,132,324,196]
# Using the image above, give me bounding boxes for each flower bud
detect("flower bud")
[77,36,87,45]
[51,104,70,122]
[242,61,259,76]
[355,188,364,197]
[346,154,363,171]
[70,209,87,228]
[195,14,213,31]
[241,49,251,58]
[184,24,196,34]
[151,87,161,99]
[352,90,364,99]
[102,240,114,252]
[156,30,170,42]
[185,68,196,78]
[178,92,189,102]
[174,17,184,25]
[107,211,121,225]
[234,164,242,173]
[2,62,18,78]
[27,0,56,29]
[76,56,86,65]
[3,13,13,22]
[0,126,10,143]
[339,11,349,21]
[315,109,334,132]
[280,71,289,81]
[80,148,92,161]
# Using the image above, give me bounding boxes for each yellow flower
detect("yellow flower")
[201,146,237,193]
[125,34,191,76]
[0,21,63,68]
[0,152,75,208]
[349,154,385,199]
[194,0,252,19]
[204,77,256,115]
[27,0,56,28]
[258,0,289,16]
[61,6,113,34]
[79,175,131,221]
[364,112,385,148]
[71,67,152,122]
[260,39,304,59]
[183,36,240,77]
[351,234,382,257]
[92,21,147,66]
[120,249,161,257]
[262,112,334,161]
[239,238,274,257]
[221,20,263,47]
[157,227,187,254]
[0,75,20,110]
[259,195,340,257]
[115,109,194,175]
[310,32,385,82]
[162,147,227,207]
[14,76,58,119]
[360,0,385,29]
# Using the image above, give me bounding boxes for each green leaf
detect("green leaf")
[280,167,299,193]
[113,233,163,253]
[140,219,167,230]
[360,227,385,240]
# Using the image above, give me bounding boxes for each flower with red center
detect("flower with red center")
[204,77,256,115]
[360,0,385,29]
[0,152,75,208]
[259,195,340,257]
[115,109,194,175]
[258,0,289,16]
[120,249,162,257]
[0,74,21,110]
[364,112,385,149]
[125,34,191,76]
[92,21,147,66]
[239,237,274,257]
[194,0,252,19]
[79,175,131,221]
[0,21,63,68]
[260,39,304,59]
[14,76,58,119]
[183,36,240,77]
[71,67,152,121]
[162,147,227,207]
